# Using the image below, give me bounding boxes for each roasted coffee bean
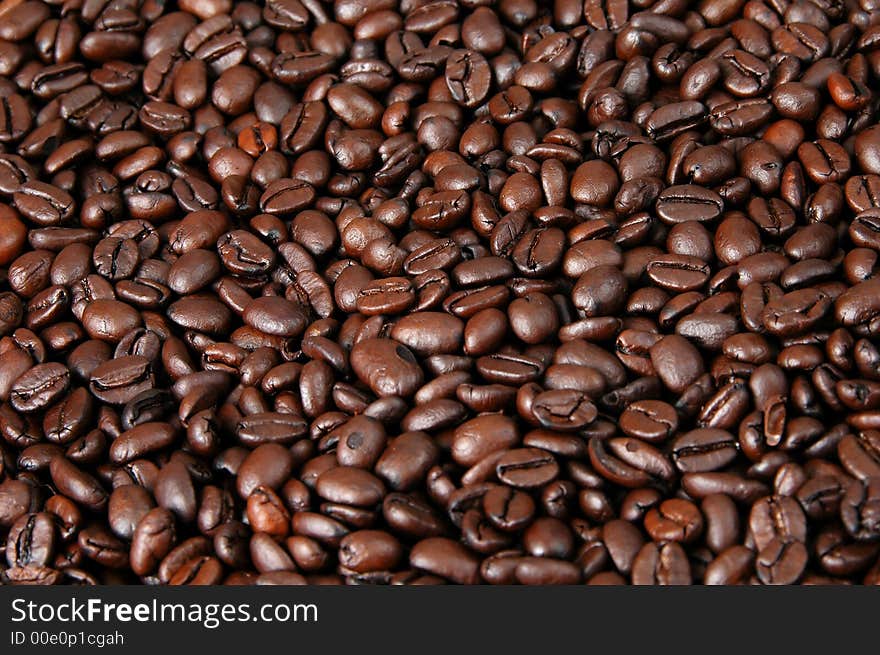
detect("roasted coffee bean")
[109,422,176,464]
[108,484,155,542]
[645,499,705,544]
[339,530,402,573]
[6,513,56,568]
[410,537,480,584]
[49,457,107,512]
[89,356,154,405]
[445,50,491,109]
[10,363,70,413]
[631,542,692,585]
[130,508,176,576]
[351,339,424,398]
[236,412,307,447]
[672,429,740,473]
[656,185,724,224]
[530,390,597,431]
[620,401,678,443]
[452,415,519,468]
[650,335,706,394]
[840,478,880,542]
[496,448,559,489]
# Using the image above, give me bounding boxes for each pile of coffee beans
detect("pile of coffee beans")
[1,0,879,586]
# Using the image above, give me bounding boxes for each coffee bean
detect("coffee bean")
[130,508,176,576]
[242,296,307,338]
[6,513,56,568]
[841,478,880,542]
[11,363,70,413]
[89,356,154,405]
[632,542,692,585]
[108,485,155,541]
[672,429,740,473]
[390,312,463,357]
[452,415,519,467]
[650,335,706,394]
[443,49,491,108]
[351,338,424,398]
[496,448,559,489]
[656,185,724,224]
[620,400,679,443]
[530,390,597,431]
[50,457,107,512]
[236,412,307,447]
[356,277,415,316]
[410,537,480,584]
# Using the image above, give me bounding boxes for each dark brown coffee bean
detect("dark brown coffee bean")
[496,448,559,489]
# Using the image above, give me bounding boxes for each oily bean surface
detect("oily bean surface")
[0,0,878,588]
